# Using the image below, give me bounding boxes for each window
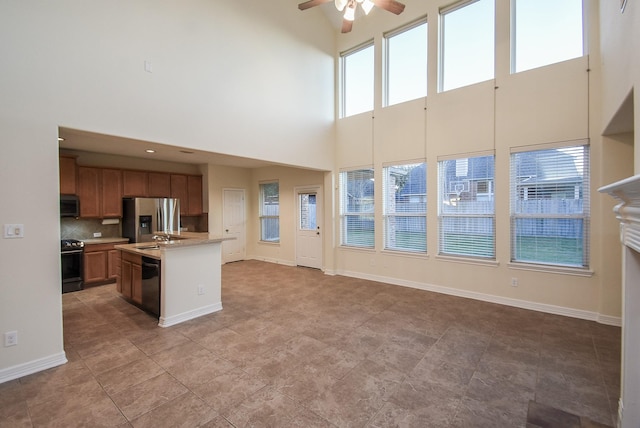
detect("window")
[512,0,584,73]
[340,168,375,248]
[438,154,495,258]
[341,42,374,118]
[440,0,495,92]
[510,144,589,267]
[383,162,427,252]
[259,182,279,242]
[384,20,428,107]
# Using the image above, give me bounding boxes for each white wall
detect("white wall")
[0,0,335,380]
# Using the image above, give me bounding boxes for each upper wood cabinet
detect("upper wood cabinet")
[78,167,101,218]
[101,168,122,218]
[77,167,122,218]
[59,155,77,195]
[148,172,171,198]
[123,170,148,197]
[171,174,203,215]
[187,175,203,215]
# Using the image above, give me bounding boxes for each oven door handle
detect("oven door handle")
[61,250,84,255]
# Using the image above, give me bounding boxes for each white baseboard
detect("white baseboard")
[159,302,223,328]
[336,268,622,326]
[247,256,296,267]
[0,352,67,384]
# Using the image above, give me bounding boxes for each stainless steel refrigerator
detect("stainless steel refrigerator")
[122,197,181,243]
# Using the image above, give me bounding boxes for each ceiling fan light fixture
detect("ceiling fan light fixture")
[344,1,356,21]
[335,0,347,12]
[361,0,374,14]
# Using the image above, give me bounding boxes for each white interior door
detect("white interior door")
[222,189,245,263]
[296,186,322,269]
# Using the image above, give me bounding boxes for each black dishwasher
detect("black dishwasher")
[141,257,160,317]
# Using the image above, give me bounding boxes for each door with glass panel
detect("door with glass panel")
[296,187,322,269]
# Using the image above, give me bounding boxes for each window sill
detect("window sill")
[435,254,499,267]
[382,249,429,260]
[258,240,280,246]
[339,245,375,253]
[508,262,594,277]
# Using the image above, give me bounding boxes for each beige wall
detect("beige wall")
[331,0,630,321]
[0,0,335,380]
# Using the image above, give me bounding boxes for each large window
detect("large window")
[340,168,375,248]
[384,20,428,107]
[341,42,374,118]
[438,154,495,258]
[510,144,589,267]
[383,162,427,252]
[259,182,279,242]
[512,0,584,73]
[440,0,495,92]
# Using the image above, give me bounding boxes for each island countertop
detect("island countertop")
[115,235,234,260]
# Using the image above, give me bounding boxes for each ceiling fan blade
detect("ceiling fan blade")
[372,0,406,15]
[298,0,333,11]
[341,19,353,33]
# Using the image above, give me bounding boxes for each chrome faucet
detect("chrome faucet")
[152,233,170,242]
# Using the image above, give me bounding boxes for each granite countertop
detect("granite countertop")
[115,235,234,259]
[81,237,130,245]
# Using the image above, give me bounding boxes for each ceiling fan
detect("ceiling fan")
[298,0,406,33]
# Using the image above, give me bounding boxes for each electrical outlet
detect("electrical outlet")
[3,224,24,239]
[197,285,204,295]
[4,331,17,347]
[511,277,519,287]
[93,232,102,238]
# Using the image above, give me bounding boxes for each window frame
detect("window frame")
[340,40,375,119]
[509,142,590,269]
[510,0,586,74]
[383,17,428,108]
[259,181,280,243]
[438,0,495,93]
[382,160,427,253]
[340,167,375,249]
[437,152,496,260]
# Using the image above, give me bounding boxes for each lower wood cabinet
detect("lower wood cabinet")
[84,242,122,286]
[120,251,142,304]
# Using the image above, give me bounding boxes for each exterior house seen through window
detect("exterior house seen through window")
[510,144,589,268]
[259,182,280,242]
[383,162,427,252]
[438,154,496,258]
[340,168,375,248]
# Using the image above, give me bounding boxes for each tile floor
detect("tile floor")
[0,260,621,427]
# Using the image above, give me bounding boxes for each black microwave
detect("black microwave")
[60,195,80,217]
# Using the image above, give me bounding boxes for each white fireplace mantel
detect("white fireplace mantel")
[600,174,640,253]
[599,174,640,428]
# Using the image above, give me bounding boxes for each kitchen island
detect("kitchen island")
[115,235,234,327]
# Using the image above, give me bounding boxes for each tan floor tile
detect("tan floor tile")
[131,392,218,428]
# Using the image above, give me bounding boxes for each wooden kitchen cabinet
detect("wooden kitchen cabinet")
[148,172,171,197]
[101,168,122,218]
[187,175,203,215]
[84,242,123,286]
[120,251,142,304]
[59,155,77,195]
[78,167,122,218]
[171,174,203,215]
[123,170,148,197]
[78,167,101,218]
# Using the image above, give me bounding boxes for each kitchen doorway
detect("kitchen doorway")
[295,186,322,269]
[222,188,246,263]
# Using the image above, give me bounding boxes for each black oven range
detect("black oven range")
[61,239,84,293]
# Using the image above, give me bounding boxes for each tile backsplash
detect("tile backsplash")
[61,218,121,240]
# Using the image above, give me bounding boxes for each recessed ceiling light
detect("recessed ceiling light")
[145,149,155,153]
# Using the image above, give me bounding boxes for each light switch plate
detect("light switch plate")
[3,224,24,239]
